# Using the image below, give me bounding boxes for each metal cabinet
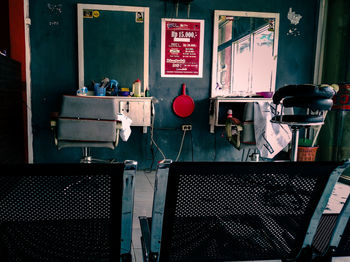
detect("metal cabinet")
[116,97,152,133]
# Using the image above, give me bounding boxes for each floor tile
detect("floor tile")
[324,182,350,213]
[132,227,142,249]
[144,171,155,188]
[133,200,153,217]
[134,190,154,202]
[133,248,143,262]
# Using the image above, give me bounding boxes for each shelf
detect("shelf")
[210,97,272,102]
[209,96,272,133]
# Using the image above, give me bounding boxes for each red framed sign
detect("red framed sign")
[161,18,204,78]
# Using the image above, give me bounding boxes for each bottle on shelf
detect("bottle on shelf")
[132,78,141,97]
[225,109,243,149]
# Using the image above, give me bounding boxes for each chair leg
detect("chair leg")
[139,216,152,262]
[120,253,132,262]
[290,127,300,162]
[295,246,313,262]
[81,147,92,163]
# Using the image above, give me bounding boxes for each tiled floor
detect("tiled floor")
[130,170,350,262]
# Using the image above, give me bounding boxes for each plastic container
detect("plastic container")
[77,87,88,96]
[107,79,118,96]
[297,146,318,161]
[132,78,141,97]
[94,83,106,96]
[256,91,274,98]
[118,87,130,96]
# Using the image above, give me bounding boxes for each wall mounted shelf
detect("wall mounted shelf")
[209,97,272,133]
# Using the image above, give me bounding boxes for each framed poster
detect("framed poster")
[161,18,204,78]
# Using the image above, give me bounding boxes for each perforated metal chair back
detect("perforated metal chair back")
[334,211,350,256]
[313,195,350,260]
[0,162,136,262]
[156,161,343,262]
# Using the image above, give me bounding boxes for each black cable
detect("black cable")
[213,130,217,161]
[190,130,193,161]
[145,143,155,173]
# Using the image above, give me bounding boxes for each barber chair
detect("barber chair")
[271,84,335,161]
[51,95,122,163]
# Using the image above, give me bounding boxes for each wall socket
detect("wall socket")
[182,125,192,131]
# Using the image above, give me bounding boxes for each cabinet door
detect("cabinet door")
[119,100,151,126]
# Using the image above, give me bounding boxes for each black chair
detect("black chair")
[312,194,350,261]
[140,160,349,262]
[0,161,137,262]
[271,84,335,161]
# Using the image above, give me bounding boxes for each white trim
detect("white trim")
[77,4,84,90]
[77,3,145,13]
[161,19,166,77]
[313,0,328,84]
[211,10,279,97]
[272,13,279,95]
[214,10,280,18]
[211,11,220,96]
[160,18,205,78]
[77,4,150,91]
[24,0,33,163]
[144,8,149,92]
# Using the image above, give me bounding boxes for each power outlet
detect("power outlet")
[182,125,192,131]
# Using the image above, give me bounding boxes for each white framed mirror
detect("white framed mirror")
[211,10,279,98]
[77,4,149,92]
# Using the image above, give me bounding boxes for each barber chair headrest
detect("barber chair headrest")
[282,97,333,111]
[273,84,335,108]
[271,84,336,125]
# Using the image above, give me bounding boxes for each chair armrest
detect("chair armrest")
[50,112,59,145]
[114,121,122,147]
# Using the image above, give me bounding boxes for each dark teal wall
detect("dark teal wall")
[322,0,350,83]
[29,0,320,168]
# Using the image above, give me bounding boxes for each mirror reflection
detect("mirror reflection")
[212,11,279,97]
[78,4,149,93]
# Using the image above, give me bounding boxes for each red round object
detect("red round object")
[172,83,195,117]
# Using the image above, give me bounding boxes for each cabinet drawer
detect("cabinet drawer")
[119,100,151,126]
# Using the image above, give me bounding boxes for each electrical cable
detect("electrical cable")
[150,103,167,160]
[190,130,193,161]
[213,130,217,161]
[175,130,186,162]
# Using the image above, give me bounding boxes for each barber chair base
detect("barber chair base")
[271,116,325,161]
[80,157,116,164]
[80,147,116,164]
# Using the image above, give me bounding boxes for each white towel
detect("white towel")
[116,113,133,142]
[253,102,292,158]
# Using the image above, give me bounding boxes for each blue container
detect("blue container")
[118,91,130,96]
[94,83,106,96]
